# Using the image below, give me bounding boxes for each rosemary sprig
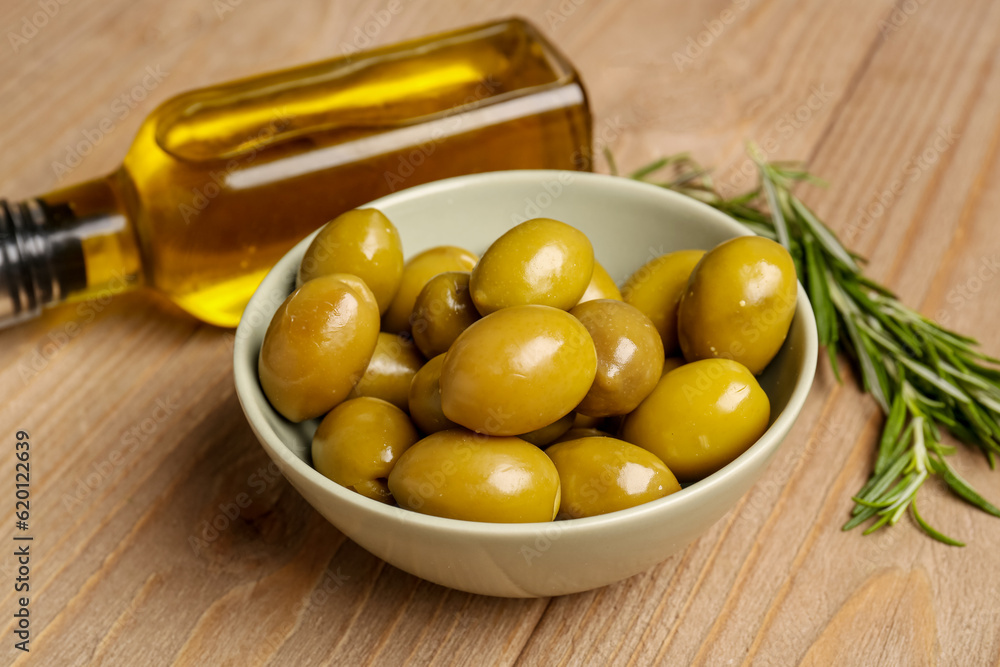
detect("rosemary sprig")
[621,147,1000,544]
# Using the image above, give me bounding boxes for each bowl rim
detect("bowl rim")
[233,169,818,538]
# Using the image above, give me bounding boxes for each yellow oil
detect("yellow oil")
[35,19,591,327]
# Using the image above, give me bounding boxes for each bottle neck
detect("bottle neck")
[0,173,143,329]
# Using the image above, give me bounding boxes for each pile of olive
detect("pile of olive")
[258,209,797,523]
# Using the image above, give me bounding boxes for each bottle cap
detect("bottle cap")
[0,199,85,329]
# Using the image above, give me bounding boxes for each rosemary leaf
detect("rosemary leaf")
[911,500,965,546]
[789,196,861,273]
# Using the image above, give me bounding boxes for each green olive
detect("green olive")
[407,354,459,435]
[518,412,575,447]
[552,427,613,444]
[382,246,479,334]
[570,299,665,418]
[303,272,380,313]
[311,397,419,503]
[411,272,480,358]
[622,358,770,481]
[440,305,597,435]
[387,428,561,522]
[678,236,797,374]
[546,437,681,518]
[296,209,403,314]
[573,413,603,429]
[470,218,594,315]
[662,357,686,376]
[348,333,425,411]
[621,249,705,356]
[576,261,622,304]
[259,274,380,422]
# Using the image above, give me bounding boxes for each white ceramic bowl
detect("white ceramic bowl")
[233,170,818,598]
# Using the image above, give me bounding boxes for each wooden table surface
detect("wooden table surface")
[3,0,1000,664]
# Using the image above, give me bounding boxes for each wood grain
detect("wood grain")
[1,0,999,665]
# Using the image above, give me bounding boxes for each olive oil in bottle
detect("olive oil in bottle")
[0,18,591,328]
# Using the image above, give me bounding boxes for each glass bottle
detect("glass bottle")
[0,18,591,328]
